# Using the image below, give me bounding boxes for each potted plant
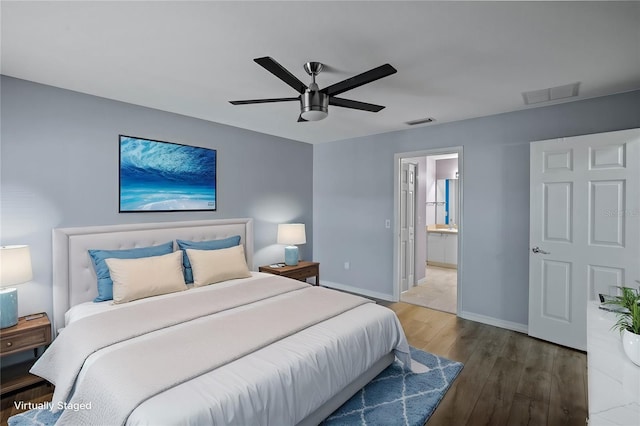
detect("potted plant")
[604,284,640,366]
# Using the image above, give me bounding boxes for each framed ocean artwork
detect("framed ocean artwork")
[119,135,217,212]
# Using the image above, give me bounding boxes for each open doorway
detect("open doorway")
[393,147,463,314]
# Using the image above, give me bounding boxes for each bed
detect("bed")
[33,218,410,425]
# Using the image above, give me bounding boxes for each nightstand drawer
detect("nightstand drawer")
[0,327,48,355]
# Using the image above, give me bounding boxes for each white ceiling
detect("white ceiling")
[2,1,639,144]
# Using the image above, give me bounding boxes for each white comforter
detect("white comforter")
[40,273,410,425]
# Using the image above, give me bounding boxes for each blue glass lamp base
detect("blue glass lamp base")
[284,246,299,266]
[0,288,18,329]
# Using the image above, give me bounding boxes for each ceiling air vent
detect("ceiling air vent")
[522,82,580,105]
[406,117,436,126]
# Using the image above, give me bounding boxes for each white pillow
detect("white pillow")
[105,251,187,304]
[187,245,251,287]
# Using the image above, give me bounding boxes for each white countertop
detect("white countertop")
[425,226,458,234]
[587,302,640,425]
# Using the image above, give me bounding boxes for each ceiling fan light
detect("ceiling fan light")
[301,109,328,121]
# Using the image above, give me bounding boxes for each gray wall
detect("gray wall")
[0,76,313,321]
[313,90,640,327]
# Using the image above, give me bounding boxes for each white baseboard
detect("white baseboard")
[415,277,427,286]
[320,280,529,333]
[321,280,395,302]
[458,310,528,334]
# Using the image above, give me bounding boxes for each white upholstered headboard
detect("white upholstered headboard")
[52,218,254,333]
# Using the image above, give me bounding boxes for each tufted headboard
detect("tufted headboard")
[52,218,254,334]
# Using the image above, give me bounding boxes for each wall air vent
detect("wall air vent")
[522,82,580,105]
[406,117,436,126]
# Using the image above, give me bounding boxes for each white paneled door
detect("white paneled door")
[529,129,640,351]
[400,162,416,292]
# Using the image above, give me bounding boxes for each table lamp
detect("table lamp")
[277,224,306,266]
[0,245,33,329]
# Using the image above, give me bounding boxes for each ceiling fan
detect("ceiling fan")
[229,57,397,122]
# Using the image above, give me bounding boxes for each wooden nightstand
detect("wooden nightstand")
[259,261,320,286]
[0,313,52,395]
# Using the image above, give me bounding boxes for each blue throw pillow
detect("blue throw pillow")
[177,235,241,283]
[89,241,174,302]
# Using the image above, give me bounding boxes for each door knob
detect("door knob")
[532,246,550,255]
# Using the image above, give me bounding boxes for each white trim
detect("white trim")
[459,310,528,334]
[416,277,427,286]
[321,280,395,302]
[393,147,464,316]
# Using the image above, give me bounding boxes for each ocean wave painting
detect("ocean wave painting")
[119,136,216,212]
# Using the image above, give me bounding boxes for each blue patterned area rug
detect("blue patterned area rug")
[8,406,60,426]
[8,347,462,426]
[323,347,463,426]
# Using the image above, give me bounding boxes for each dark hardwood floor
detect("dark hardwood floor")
[387,302,588,426]
[1,302,588,426]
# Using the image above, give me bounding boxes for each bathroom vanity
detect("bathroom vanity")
[426,225,457,268]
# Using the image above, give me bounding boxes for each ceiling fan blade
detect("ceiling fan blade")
[297,115,308,122]
[329,97,385,112]
[229,97,299,105]
[254,57,308,94]
[322,64,397,97]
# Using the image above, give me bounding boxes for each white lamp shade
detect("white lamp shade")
[0,245,33,286]
[277,224,306,245]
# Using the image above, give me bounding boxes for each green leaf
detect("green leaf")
[605,286,640,335]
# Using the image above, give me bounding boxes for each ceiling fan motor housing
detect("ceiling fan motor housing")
[301,89,328,120]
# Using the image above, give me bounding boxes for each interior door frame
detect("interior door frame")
[393,146,464,315]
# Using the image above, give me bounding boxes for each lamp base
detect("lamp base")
[0,288,18,329]
[284,246,299,266]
